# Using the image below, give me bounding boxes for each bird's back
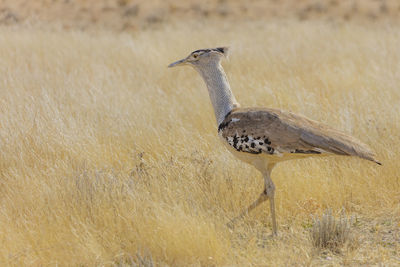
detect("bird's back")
[218,107,380,164]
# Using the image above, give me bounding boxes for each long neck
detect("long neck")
[195,61,240,126]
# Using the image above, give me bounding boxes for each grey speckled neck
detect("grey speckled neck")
[195,61,240,126]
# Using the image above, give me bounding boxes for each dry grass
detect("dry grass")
[0,21,399,265]
[311,209,354,252]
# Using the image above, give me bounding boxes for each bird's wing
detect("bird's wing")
[219,107,380,164]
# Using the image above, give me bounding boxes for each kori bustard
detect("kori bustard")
[168,47,380,235]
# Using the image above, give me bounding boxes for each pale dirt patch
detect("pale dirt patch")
[0,0,400,31]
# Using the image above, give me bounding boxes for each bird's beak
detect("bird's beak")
[168,58,187,68]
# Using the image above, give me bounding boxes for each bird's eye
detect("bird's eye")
[193,54,198,59]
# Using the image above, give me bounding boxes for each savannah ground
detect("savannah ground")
[0,1,400,266]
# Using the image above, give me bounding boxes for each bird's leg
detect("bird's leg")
[264,172,277,235]
[228,167,277,235]
[228,191,269,225]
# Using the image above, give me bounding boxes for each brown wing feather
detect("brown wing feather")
[219,107,380,164]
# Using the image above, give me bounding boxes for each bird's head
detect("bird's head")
[168,47,229,69]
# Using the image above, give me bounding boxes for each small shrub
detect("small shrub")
[113,251,155,267]
[311,209,353,252]
[134,251,154,267]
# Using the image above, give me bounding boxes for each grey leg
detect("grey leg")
[264,172,277,235]
[228,167,277,235]
[230,191,268,223]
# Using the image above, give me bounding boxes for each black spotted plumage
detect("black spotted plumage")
[218,107,379,164]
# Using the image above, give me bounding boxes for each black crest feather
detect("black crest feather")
[215,47,226,54]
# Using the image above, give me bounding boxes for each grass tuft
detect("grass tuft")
[311,209,354,252]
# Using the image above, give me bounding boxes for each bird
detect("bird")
[168,47,381,235]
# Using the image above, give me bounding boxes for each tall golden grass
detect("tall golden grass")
[0,22,399,265]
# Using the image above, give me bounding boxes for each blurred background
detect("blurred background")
[1,0,400,31]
